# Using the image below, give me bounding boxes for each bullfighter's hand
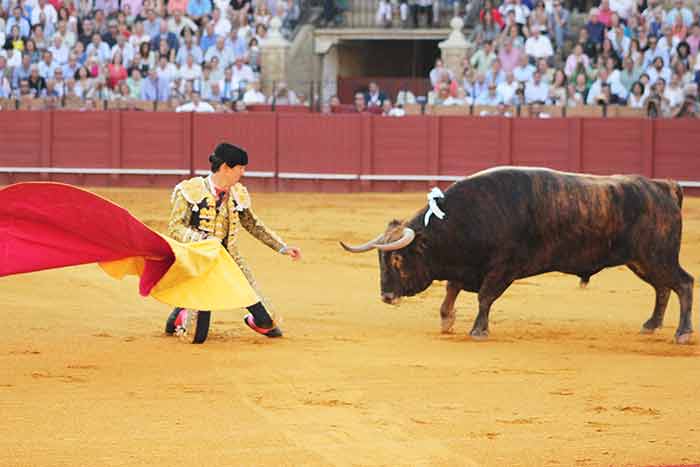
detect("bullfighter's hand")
[283,246,302,261]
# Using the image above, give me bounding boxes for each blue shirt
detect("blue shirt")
[199,33,218,53]
[187,0,212,17]
[140,76,170,101]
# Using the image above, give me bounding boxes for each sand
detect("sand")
[1,187,700,467]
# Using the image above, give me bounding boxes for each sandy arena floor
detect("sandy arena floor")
[2,186,700,467]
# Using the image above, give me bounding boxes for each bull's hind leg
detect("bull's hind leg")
[671,267,694,344]
[439,281,461,334]
[470,272,513,340]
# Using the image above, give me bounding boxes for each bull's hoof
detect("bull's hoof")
[469,329,489,341]
[640,325,657,335]
[641,319,662,334]
[674,332,693,345]
[441,314,456,334]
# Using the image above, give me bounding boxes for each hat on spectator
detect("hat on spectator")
[210,143,248,167]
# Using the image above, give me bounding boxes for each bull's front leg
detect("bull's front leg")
[440,281,462,333]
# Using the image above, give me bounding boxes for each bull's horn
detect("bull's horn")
[339,233,384,253]
[375,228,415,251]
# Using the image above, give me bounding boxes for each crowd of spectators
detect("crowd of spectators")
[0,0,301,110]
[420,0,700,117]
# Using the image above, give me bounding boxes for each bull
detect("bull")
[340,167,694,344]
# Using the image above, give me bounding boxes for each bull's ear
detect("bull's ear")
[388,219,402,228]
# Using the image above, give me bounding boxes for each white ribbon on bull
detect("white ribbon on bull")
[424,187,446,227]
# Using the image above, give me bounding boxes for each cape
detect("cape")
[0,182,259,311]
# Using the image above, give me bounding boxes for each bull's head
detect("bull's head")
[340,220,433,305]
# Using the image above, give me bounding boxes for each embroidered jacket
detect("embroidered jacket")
[167,175,286,255]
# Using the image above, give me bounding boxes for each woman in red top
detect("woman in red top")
[108,52,128,89]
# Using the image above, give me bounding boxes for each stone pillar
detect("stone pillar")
[260,17,290,97]
[438,17,471,82]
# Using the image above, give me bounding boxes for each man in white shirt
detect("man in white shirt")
[242,80,265,104]
[48,34,69,66]
[586,69,627,104]
[524,28,553,63]
[176,90,215,112]
[111,34,135,68]
[513,53,535,83]
[38,50,58,80]
[231,56,255,90]
[497,72,519,105]
[31,0,57,26]
[211,8,232,37]
[168,9,198,36]
[525,71,549,103]
[205,36,235,69]
[178,54,203,81]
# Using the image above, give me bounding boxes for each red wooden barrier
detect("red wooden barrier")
[1,111,700,193]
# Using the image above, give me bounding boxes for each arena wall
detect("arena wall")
[1,110,699,194]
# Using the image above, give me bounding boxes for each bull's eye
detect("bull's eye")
[391,254,403,269]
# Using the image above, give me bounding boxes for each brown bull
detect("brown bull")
[341,167,694,344]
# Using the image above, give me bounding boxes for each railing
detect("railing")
[316,0,460,28]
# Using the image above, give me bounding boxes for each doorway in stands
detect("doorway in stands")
[336,39,440,104]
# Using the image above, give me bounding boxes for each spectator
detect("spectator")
[242,80,265,104]
[140,67,169,101]
[129,21,150,49]
[586,69,625,104]
[364,81,387,108]
[199,22,218,53]
[176,89,215,112]
[168,10,198,36]
[102,20,119,47]
[86,33,111,63]
[598,0,614,27]
[187,0,213,23]
[483,60,503,88]
[6,6,31,38]
[665,73,685,108]
[647,56,672,86]
[381,98,406,116]
[112,34,135,68]
[480,0,505,28]
[585,8,605,45]
[476,82,502,105]
[497,71,519,104]
[429,58,453,87]
[565,43,591,77]
[665,0,693,28]
[73,65,92,98]
[16,78,35,97]
[472,10,500,45]
[4,25,25,52]
[269,81,299,105]
[230,55,255,90]
[24,38,41,63]
[12,53,32,88]
[627,81,647,107]
[205,36,235,69]
[498,38,522,73]
[412,0,434,28]
[568,72,590,105]
[525,70,549,103]
[524,27,554,63]
[151,20,179,54]
[471,40,497,74]
[127,68,143,98]
[547,68,567,105]
[27,64,46,94]
[142,8,161,38]
[49,34,69,65]
[548,0,570,51]
[176,28,203,66]
[353,91,366,112]
[528,1,548,36]
[179,53,202,81]
[38,50,58,79]
[513,53,535,82]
